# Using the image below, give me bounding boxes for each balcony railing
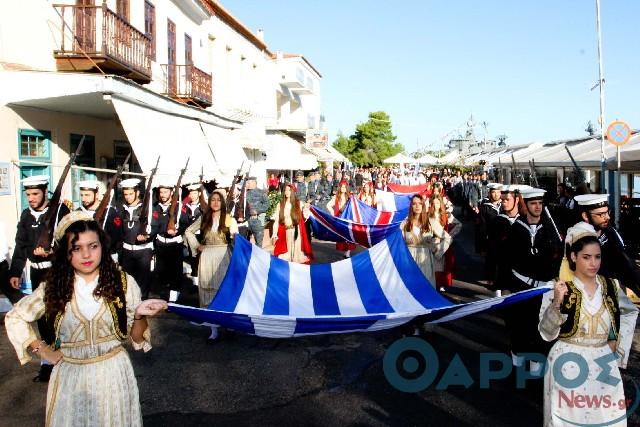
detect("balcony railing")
[161,64,212,108]
[53,3,151,83]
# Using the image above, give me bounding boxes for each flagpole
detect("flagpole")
[595,0,606,193]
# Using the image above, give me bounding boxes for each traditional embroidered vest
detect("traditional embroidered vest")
[558,275,620,340]
[45,271,129,349]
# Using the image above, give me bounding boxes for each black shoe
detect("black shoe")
[33,364,53,382]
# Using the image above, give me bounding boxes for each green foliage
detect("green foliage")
[332,111,404,166]
[266,189,282,220]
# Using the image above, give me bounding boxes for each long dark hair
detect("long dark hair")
[279,184,300,226]
[200,190,229,237]
[44,220,121,316]
[404,194,430,233]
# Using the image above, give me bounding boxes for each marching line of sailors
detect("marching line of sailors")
[478,183,640,380]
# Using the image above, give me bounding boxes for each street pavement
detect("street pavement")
[1,213,640,426]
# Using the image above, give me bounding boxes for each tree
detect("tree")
[332,111,404,166]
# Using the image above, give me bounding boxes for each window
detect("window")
[20,130,50,159]
[116,0,129,21]
[185,34,192,65]
[18,129,52,209]
[144,1,156,61]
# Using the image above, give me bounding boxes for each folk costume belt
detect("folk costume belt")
[156,235,183,244]
[62,346,124,365]
[122,242,153,251]
[512,269,552,288]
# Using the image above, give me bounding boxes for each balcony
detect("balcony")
[53,3,152,83]
[161,64,212,108]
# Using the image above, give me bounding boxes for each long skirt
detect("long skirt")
[198,244,232,308]
[277,227,310,264]
[47,346,141,427]
[544,340,627,426]
[407,245,436,287]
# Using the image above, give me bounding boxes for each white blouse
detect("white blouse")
[74,274,102,320]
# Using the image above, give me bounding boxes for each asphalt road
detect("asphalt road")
[1,214,639,427]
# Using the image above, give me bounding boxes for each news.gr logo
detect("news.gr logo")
[383,337,640,426]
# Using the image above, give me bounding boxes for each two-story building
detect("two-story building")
[0,0,327,244]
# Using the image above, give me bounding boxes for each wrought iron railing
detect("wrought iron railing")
[53,3,151,79]
[161,64,212,106]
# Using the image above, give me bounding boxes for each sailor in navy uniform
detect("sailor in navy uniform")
[183,183,204,279]
[151,179,189,302]
[485,185,523,294]
[8,175,70,382]
[505,188,563,374]
[117,178,154,300]
[478,183,503,257]
[76,180,123,259]
[575,193,640,297]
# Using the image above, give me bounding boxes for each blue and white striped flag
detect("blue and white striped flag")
[376,190,413,212]
[169,233,551,338]
[342,195,409,224]
[309,205,401,247]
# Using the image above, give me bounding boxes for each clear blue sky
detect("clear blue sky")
[224,0,639,153]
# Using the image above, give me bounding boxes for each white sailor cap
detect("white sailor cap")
[574,194,609,209]
[520,188,546,200]
[501,184,526,193]
[21,175,49,188]
[487,183,503,191]
[186,183,201,191]
[119,178,141,189]
[154,178,175,190]
[77,180,100,191]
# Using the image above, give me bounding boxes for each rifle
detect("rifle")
[35,135,85,251]
[139,156,160,235]
[235,164,252,221]
[95,152,131,227]
[167,157,190,234]
[511,153,522,184]
[528,159,540,188]
[226,160,245,212]
[544,206,563,243]
[198,166,208,212]
[564,146,587,189]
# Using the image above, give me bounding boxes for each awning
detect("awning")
[112,98,247,185]
[233,122,268,150]
[201,122,249,184]
[264,131,317,170]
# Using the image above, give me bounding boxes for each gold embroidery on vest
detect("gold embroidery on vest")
[601,276,618,340]
[559,281,582,339]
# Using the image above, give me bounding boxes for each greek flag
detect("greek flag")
[309,205,401,247]
[342,196,408,225]
[169,233,551,338]
[376,190,413,213]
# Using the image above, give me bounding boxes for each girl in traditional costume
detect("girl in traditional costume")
[358,181,376,208]
[271,184,313,264]
[5,212,167,427]
[428,192,453,290]
[327,180,356,258]
[400,195,449,287]
[539,222,638,426]
[184,189,238,341]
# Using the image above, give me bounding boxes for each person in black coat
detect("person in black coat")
[8,175,70,382]
[574,194,640,298]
